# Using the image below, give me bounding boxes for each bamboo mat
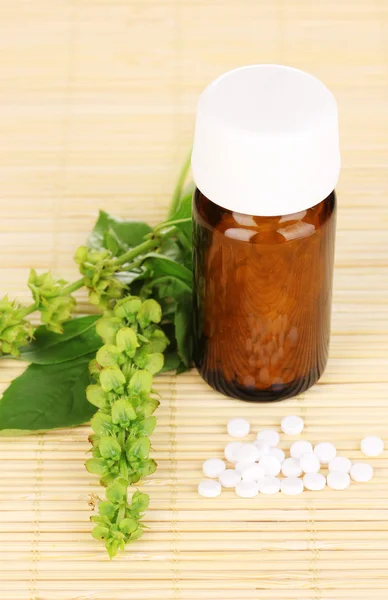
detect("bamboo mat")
[0,1,388,599]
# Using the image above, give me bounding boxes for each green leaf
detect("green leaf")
[0,354,96,433]
[115,327,139,356]
[89,211,152,255]
[85,458,108,476]
[100,366,126,393]
[99,436,122,461]
[168,182,194,241]
[86,384,109,409]
[129,370,153,396]
[143,352,164,375]
[18,315,101,365]
[137,416,157,437]
[91,525,110,541]
[91,412,114,436]
[96,344,121,367]
[130,490,150,514]
[119,517,137,535]
[111,399,136,426]
[106,480,127,503]
[160,351,181,373]
[174,293,192,367]
[98,501,116,520]
[137,299,162,329]
[95,317,122,345]
[141,255,192,286]
[126,436,150,460]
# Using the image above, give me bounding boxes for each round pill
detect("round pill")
[198,480,222,498]
[350,462,373,483]
[281,457,303,478]
[361,436,384,457]
[258,476,281,495]
[241,463,265,482]
[327,471,350,491]
[281,415,304,435]
[235,480,259,498]
[224,442,244,464]
[253,440,270,458]
[303,473,326,491]
[259,455,281,476]
[235,443,260,463]
[256,429,280,447]
[314,442,337,464]
[300,452,321,474]
[227,418,250,438]
[329,456,352,473]
[268,447,286,463]
[203,458,226,479]
[219,469,242,488]
[290,441,313,460]
[281,477,304,496]
[235,459,256,473]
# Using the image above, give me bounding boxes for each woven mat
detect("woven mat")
[1,1,388,598]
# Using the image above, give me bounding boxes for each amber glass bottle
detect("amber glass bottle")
[191,65,340,401]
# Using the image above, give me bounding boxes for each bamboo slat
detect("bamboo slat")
[0,0,388,598]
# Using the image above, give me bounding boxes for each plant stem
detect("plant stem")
[113,238,159,267]
[17,303,38,319]
[168,150,192,218]
[153,217,191,233]
[61,277,85,295]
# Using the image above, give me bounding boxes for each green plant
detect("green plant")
[0,156,193,556]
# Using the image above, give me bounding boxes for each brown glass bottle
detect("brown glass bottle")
[193,189,336,401]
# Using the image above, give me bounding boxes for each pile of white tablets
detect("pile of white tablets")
[198,416,384,498]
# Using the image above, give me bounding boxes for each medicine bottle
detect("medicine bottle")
[191,65,340,401]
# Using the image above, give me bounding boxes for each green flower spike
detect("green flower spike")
[27,269,76,333]
[0,296,34,356]
[75,246,124,307]
[85,295,167,558]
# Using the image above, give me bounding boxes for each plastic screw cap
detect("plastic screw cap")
[192,65,340,217]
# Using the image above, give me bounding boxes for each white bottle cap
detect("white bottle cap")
[191,65,340,217]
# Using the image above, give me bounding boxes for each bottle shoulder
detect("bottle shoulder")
[193,188,336,245]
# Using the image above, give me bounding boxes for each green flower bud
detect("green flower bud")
[88,358,101,377]
[85,458,108,476]
[96,344,121,367]
[111,399,136,427]
[129,369,153,396]
[143,353,164,375]
[114,297,142,321]
[137,299,162,329]
[106,538,120,559]
[119,517,137,535]
[0,296,35,356]
[130,491,150,514]
[138,458,157,478]
[116,327,139,357]
[147,328,169,353]
[100,366,126,393]
[90,412,114,436]
[91,525,110,541]
[106,480,128,504]
[99,436,122,461]
[136,416,157,437]
[86,385,109,409]
[40,295,76,333]
[128,527,143,542]
[74,245,88,264]
[141,397,160,418]
[98,501,116,520]
[126,436,150,461]
[96,317,122,345]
